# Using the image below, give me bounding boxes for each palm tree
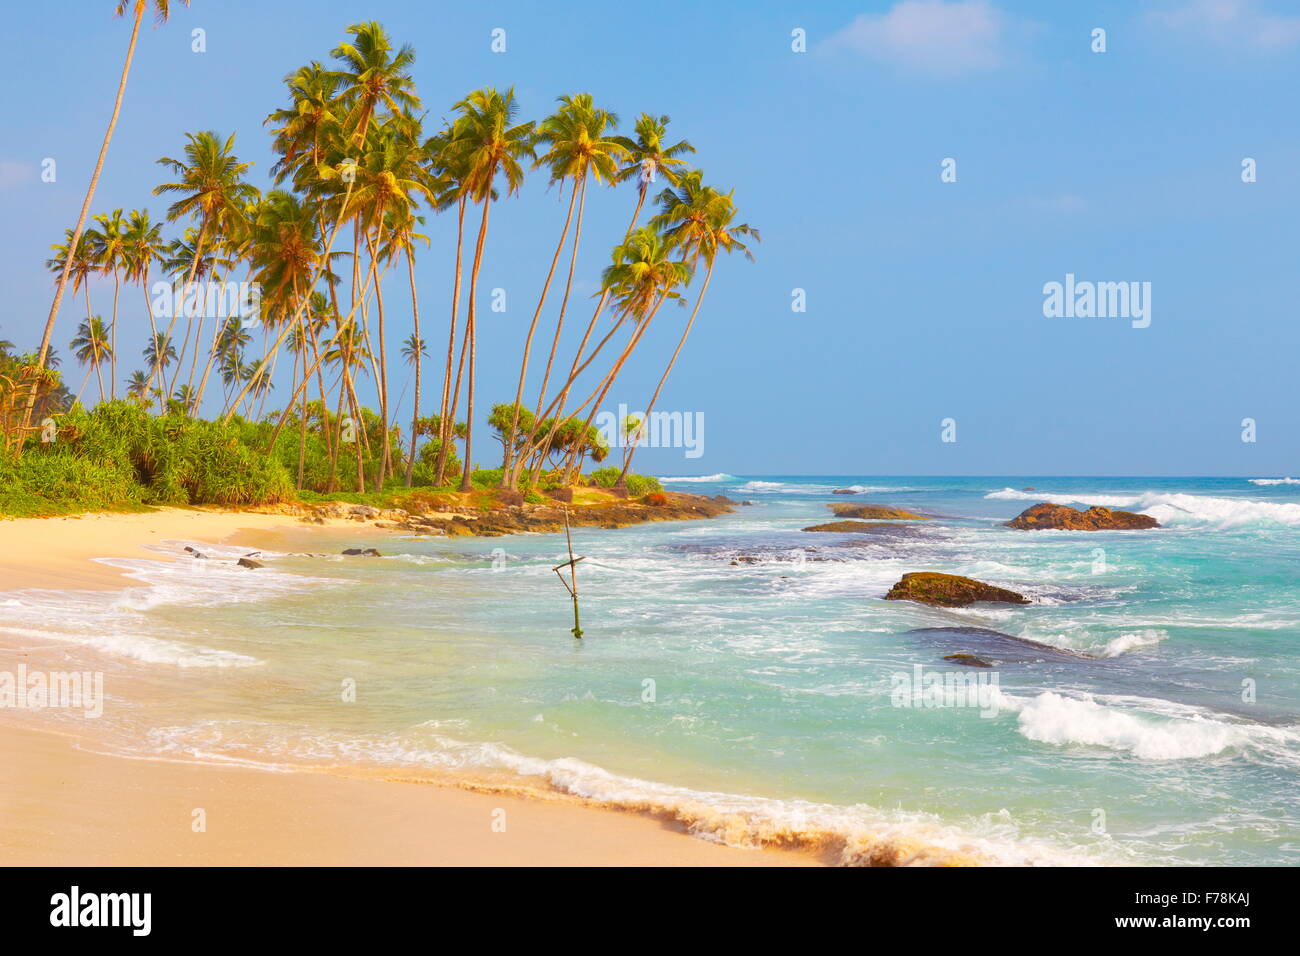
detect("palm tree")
[152,130,258,407]
[502,94,626,488]
[340,116,432,485]
[385,207,430,484]
[122,209,166,380]
[614,113,695,234]
[47,231,99,349]
[126,369,150,403]
[70,317,113,403]
[439,87,535,490]
[551,226,691,485]
[616,179,758,483]
[89,208,129,398]
[329,22,420,148]
[27,0,189,433]
[142,331,176,411]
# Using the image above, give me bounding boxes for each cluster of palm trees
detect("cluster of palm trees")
[28,8,757,494]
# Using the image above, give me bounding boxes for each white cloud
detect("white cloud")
[826,0,1009,74]
[1152,0,1300,50]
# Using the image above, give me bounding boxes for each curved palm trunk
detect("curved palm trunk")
[459,197,493,492]
[499,181,576,485]
[25,4,143,432]
[404,247,422,486]
[366,234,392,487]
[618,260,713,484]
[434,197,467,485]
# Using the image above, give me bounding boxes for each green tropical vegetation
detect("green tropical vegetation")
[4,11,755,516]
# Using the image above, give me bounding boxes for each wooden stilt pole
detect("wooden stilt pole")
[551,508,585,639]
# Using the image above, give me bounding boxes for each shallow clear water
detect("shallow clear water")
[3,475,1298,864]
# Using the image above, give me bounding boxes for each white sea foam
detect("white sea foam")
[1249,477,1300,485]
[1005,691,1300,762]
[140,718,1113,866]
[987,488,1300,529]
[658,473,734,483]
[1100,629,1169,657]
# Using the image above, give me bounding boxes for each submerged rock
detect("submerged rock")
[342,548,382,557]
[803,520,896,533]
[829,503,931,520]
[832,488,859,495]
[1005,502,1158,531]
[885,572,1030,607]
[943,653,993,668]
[236,557,264,569]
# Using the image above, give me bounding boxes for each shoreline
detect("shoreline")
[0,505,825,867]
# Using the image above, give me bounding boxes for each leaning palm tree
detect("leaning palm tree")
[47,231,100,350]
[383,206,430,485]
[27,0,189,433]
[70,317,113,404]
[616,181,758,484]
[439,87,535,490]
[614,113,695,234]
[502,94,626,488]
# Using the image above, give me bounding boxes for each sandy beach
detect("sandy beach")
[0,508,821,866]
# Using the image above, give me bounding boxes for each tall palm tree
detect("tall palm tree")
[70,317,113,403]
[385,207,431,485]
[439,87,535,490]
[152,130,258,409]
[617,180,758,483]
[89,208,129,398]
[551,226,691,485]
[126,369,150,403]
[122,209,166,381]
[47,231,99,351]
[614,113,695,234]
[328,21,420,148]
[502,94,626,488]
[27,0,189,433]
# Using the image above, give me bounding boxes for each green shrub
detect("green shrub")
[625,473,662,497]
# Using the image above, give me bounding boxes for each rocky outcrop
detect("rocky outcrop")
[943,653,993,668]
[803,520,895,533]
[832,488,859,495]
[342,548,382,557]
[1005,502,1158,531]
[236,557,264,569]
[830,503,931,520]
[885,572,1030,607]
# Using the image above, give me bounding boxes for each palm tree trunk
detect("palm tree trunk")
[459,197,493,492]
[500,180,576,485]
[24,4,143,432]
[434,197,467,485]
[404,247,422,486]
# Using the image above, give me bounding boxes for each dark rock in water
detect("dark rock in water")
[342,548,382,557]
[832,488,859,495]
[803,520,896,533]
[1022,487,1035,492]
[943,653,993,668]
[1005,502,1158,531]
[830,503,931,520]
[885,572,1029,607]
[730,555,763,565]
[740,500,755,506]
[236,557,264,569]
[184,546,208,560]
[908,626,1095,661]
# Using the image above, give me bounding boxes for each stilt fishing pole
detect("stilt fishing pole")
[551,508,585,639]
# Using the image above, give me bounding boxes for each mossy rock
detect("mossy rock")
[885,572,1029,607]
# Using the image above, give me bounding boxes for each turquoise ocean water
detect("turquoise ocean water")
[3,475,1297,864]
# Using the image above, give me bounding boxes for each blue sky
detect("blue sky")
[2,0,1298,476]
